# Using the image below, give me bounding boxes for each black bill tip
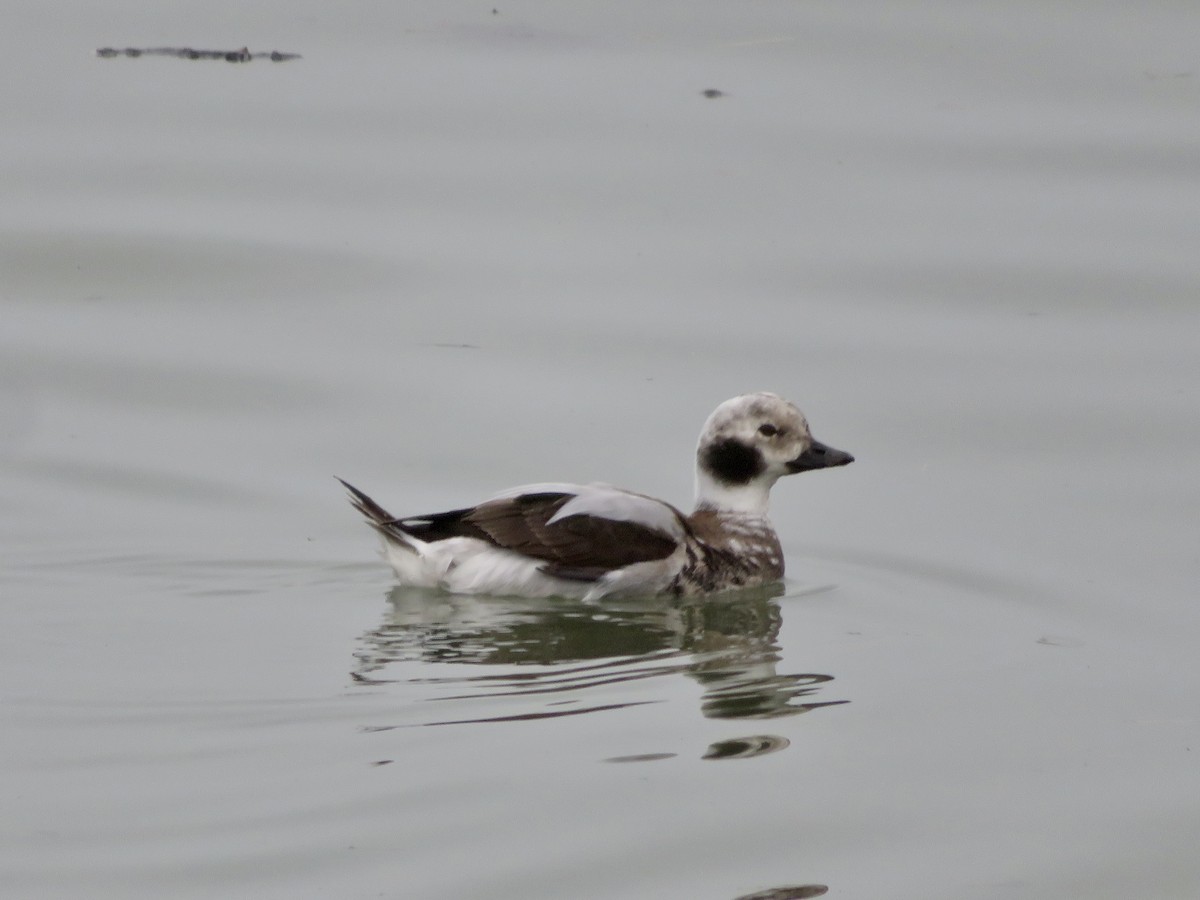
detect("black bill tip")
[786,439,854,473]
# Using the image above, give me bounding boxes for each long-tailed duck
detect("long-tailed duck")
[340,392,852,601]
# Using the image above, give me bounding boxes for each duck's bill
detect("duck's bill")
[786,440,855,473]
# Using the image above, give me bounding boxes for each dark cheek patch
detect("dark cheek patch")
[701,438,765,485]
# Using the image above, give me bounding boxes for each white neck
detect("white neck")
[694,469,775,516]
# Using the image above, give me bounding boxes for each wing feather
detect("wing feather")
[465,491,681,573]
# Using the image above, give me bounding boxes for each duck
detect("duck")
[339,392,853,601]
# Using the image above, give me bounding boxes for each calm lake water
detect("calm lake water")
[3,2,1199,898]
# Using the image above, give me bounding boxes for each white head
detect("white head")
[694,392,854,515]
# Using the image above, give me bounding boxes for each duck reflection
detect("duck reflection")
[354,584,846,733]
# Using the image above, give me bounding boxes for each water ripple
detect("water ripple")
[352,584,847,734]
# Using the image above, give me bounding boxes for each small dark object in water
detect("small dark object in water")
[702,734,790,760]
[701,88,725,98]
[95,45,302,63]
[733,887,828,900]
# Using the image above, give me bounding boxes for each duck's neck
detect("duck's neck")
[693,470,774,517]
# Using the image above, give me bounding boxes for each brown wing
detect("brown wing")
[463,492,680,580]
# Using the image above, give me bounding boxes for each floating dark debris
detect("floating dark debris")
[732,886,829,900]
[701,88,726,98]
[95,46,301,63]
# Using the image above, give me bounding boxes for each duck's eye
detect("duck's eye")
[758,423,779,437]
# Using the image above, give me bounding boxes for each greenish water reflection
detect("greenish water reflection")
[353,586,846,729]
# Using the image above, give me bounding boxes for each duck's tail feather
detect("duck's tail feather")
[336,477,417,549]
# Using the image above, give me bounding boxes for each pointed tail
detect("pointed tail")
[336,477,416,548]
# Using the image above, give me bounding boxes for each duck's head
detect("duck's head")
[694,392,853,515]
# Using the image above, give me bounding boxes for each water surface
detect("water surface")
[2,2,1199,898]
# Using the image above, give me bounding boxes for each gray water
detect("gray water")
[3,2,1199,898]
